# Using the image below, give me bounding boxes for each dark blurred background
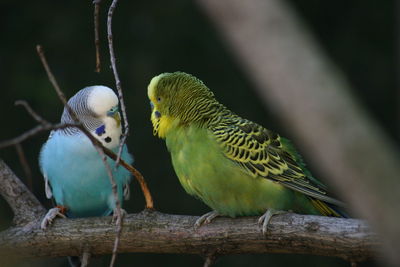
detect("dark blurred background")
[0,0,395,266]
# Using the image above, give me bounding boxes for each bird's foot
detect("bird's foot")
[40,206,67,230]
[258,209,286,235]
[194,211,220,230]
[112,208,127,225]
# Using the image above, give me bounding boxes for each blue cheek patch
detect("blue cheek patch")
[95,125,106,136]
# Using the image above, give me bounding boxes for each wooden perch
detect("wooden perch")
[0,159,377,263]
[0,211,377,262]
[0,160,46,225]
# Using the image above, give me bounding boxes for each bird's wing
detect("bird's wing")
[212,118,343,206]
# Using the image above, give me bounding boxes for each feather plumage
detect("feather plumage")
[148,72,346,219]
[40,85,133,219]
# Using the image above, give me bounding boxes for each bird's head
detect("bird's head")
[61,85,122,149]
[147,72,216,138]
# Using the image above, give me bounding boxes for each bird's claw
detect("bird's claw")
[40,206,67,230]
[194,211,220,230]
[258,209,285,235]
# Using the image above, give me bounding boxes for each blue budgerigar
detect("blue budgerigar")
[39,85,133,229]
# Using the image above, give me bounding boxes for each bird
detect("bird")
[147,71,346,234]
[39,85,133,229]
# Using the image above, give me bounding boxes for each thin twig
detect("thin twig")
[107,0,129,166]
[14,144,33,192]
[96,145,122,267]
[93,0,101,73]
[107,1,128,265]
[36,46,77,122]
[110,210,125,267]
[103,0,154,211]
[0,123,78,149]
[0,99,78,149]
[15,100,48,125]
[103,148,154,209]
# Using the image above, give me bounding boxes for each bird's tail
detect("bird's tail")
[310,198,349,218]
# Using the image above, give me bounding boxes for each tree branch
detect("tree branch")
[93,0,102,73]
[106,2,129,263]
[0,123,78,149]
[0,160,46,226]
[0,211,377,262]
[107,0,130,167]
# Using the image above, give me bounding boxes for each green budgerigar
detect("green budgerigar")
[148,71,346,233]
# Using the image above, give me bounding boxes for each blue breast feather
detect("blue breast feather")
[39,132,133,218]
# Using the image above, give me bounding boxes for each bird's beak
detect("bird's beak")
[113,112,121,128]
[108,110,121,128]
[113,112,121,127]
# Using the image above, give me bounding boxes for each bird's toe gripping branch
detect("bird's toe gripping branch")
[194,210,220,230]
[40,205,67,230]
[258,209,286,235]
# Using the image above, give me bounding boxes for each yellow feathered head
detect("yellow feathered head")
[147,72,216,138]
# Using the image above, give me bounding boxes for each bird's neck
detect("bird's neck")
[162,103,235,138]
[157,114,179,139]
[195,103,235,129]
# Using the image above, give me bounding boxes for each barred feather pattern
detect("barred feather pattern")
[58,87,103,136]
[209,113,343,207]
[157,72,216,123]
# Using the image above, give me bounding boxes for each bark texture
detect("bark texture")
[0,211,376,262]
[0,160,46,225]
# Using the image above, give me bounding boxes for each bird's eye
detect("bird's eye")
[157,97,161,102]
